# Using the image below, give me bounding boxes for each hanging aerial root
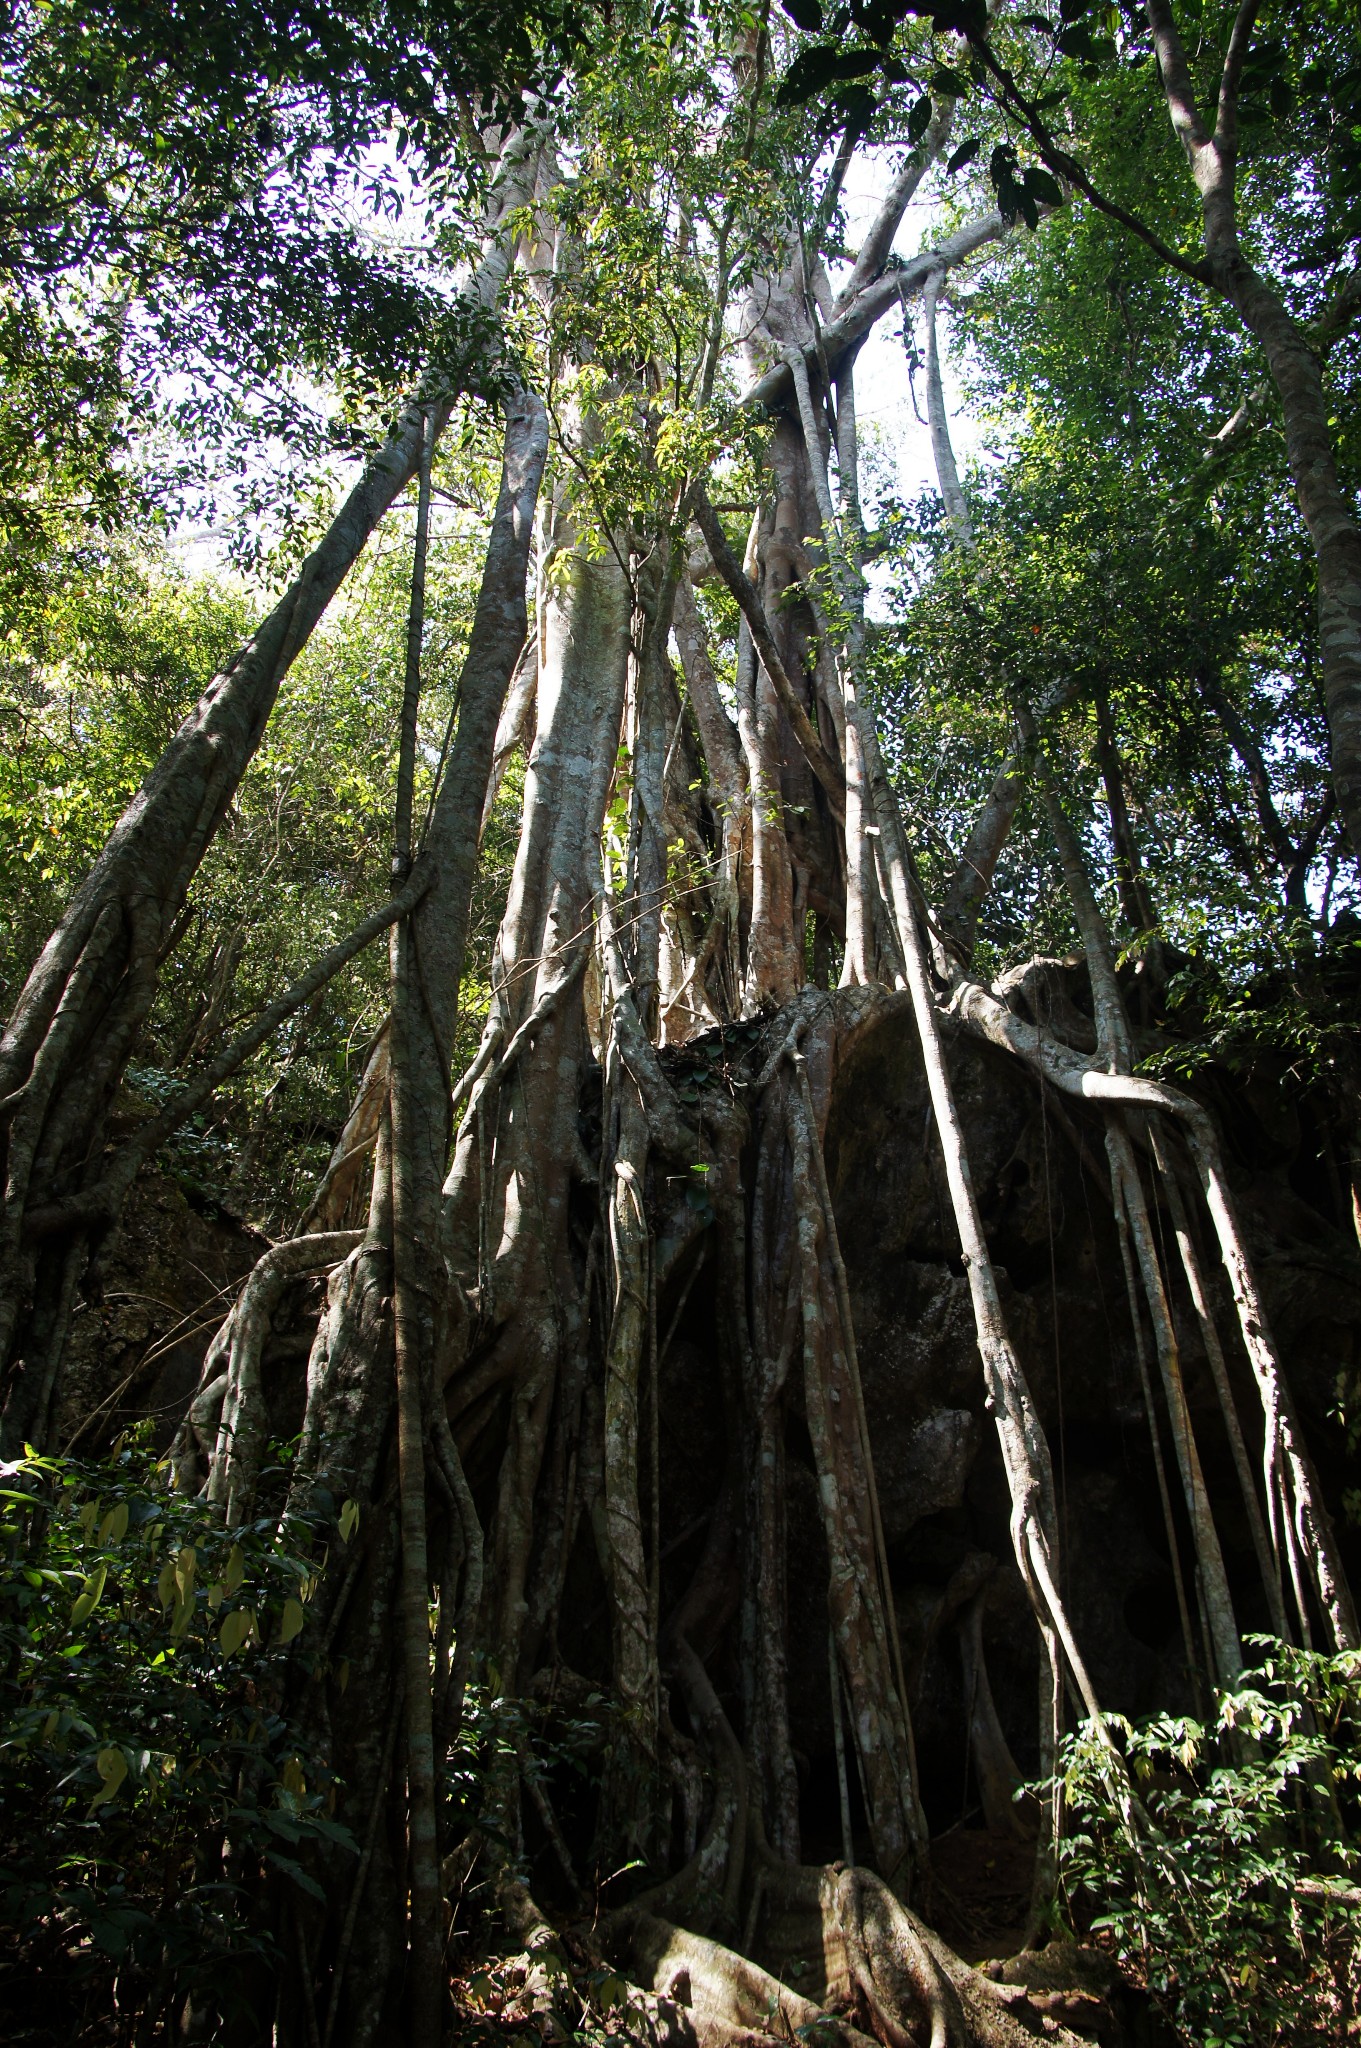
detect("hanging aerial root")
[1148,1122,1289,1642]
[783,1035,926,1879]
[632,1635,747,1930]
[951,971,1360,1652]
[1110,1173,1202,1697]
[171,1229,362,1510]
[1106,1118,1243,1686]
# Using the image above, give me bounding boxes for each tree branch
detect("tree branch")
[691,486,845,820]
[837,96,956,308]
[741,211,1006,413]
[26,861,436,1239]
[971,32,1212,284]
[1214,0,1262,158]
[1143,0,1212,154]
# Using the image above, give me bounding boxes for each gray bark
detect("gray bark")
[1146,0,1361,859]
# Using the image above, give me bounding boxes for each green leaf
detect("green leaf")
[1055,21,1098,60]
[946,137,981,173]
[264,1850,326,1899]
[337,1498,360,1543]
[776,43,879,107]
[219,1606,254,1657]
[595,1972,628,2010]
[89,1746,128,1811]
[277,1597,305,1645]
[907,93,933,142]
[922,0,988,31]
[780,0,824,28]
[71,1561,108,1627]
[1025,168,1065,208]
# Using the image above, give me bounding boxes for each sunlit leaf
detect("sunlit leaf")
[71,1562,107,1627]
[89,1747,128,1812]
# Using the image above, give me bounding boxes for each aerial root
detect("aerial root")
[590,1871,1096,2048]
[834,1867,964,2048]
[608,1908,877,2048]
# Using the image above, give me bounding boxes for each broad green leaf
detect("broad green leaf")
[219,1607,253,1657]
[277,1597,305,1645]
[89,1747,128,1811]
[71,1561,108,1627]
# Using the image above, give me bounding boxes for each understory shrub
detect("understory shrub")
[0,1434,351,2040]
[1056,1638,1361,2046]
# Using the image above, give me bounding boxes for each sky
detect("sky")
[836,153,985,513]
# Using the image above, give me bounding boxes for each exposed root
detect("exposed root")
[832,1871,1093,2048]
[203,1229,362,1521]
[610,1909,878,2048]
[835,1866,966,2048]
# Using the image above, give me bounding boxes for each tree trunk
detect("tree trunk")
[0,129,544,1425]
[1145,0,1361,859]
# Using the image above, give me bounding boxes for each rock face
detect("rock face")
[816,999,1361,1838]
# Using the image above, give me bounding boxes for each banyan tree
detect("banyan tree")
[3,3,1360,2044]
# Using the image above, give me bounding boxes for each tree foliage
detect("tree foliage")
[2,0,1361,2041]
[1055,1641,1361,2045]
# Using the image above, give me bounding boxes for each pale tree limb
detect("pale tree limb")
[948,976,1359,1650]
[922,267,973,549]
[692,486,845,819]
[1028,727,1243,1682]
[201,1231,363,1526]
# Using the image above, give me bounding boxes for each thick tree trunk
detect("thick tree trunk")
[0,130,543,1423]
[1210,256,1361,860]
[236,391,550,2048]
[1145,0,1361,858]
